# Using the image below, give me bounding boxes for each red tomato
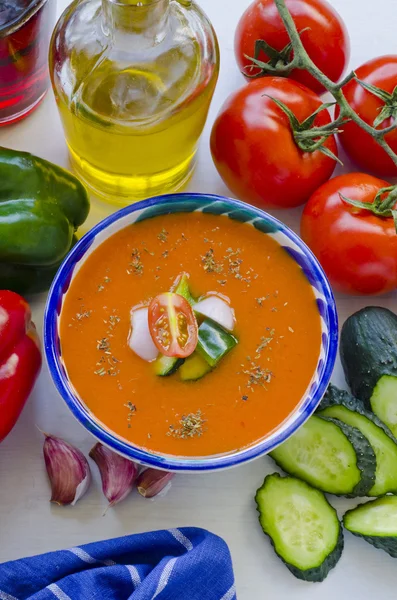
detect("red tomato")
[210,77,338,209]
[234,0,349,94]
[301,173,397,296]
[148,293,198,358]
[337,56,397,177]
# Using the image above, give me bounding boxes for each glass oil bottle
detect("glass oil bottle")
[50,0,219,204]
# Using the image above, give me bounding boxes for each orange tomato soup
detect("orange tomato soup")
[60,213,321,457]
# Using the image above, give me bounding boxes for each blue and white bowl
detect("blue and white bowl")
[44,193,338,472]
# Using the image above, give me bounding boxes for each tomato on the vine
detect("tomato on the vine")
[337,56,397,177]
[234,0,350,95]
[148,293,198,358]
[301,173,397,296]
[210,77,338,209]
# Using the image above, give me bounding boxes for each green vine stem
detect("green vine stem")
[341,186,397,232]
[273,0,397,169]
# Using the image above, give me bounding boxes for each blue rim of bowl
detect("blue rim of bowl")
[44,193,338,472]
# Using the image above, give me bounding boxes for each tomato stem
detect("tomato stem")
[273,0,397,172]
[340,186,397,233]
[244,29,309,78]
[265,95,342,163]
[356,80,397,127]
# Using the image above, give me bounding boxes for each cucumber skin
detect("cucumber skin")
[340,307,397,408]
[154,357,184,377]
[196,319,238,367]
[270,415,376,497]
[320,417,376,497]
[256,474,344,583]
[344,498,397,558]
[347,534,397,559]
[318,384,397,445]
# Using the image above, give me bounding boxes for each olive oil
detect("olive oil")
[50,0,219,204]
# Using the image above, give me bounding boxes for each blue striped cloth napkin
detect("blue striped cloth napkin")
[0,527,236,600]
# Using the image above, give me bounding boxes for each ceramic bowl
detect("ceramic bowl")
[44,193,338,472]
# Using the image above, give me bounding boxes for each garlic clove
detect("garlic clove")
[89,443,138,507]
[136,468,174,498]
[43,433,91,506]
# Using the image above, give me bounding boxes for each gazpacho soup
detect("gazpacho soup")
[60,212,322,457]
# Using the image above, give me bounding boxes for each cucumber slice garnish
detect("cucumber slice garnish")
[173,272,196,305]
[179,352,212,381]
[344,496,397,558]
[196,319,238,367]
[153,355,184,377]
[256,473,343,582]
[270,414,376,496]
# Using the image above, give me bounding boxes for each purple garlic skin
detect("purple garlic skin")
[136,468,174,498]
[43,434,91,506]
[89,443,138,507]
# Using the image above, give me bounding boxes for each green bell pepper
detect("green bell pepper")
[0,147,90,295]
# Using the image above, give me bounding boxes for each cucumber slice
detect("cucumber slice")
[344,496,397,558]
[196,319,238,367]
[173,272,196,305]
[270,415,376,496]
[256,473,343,582]
[180,353,212,381]
[318,385,397,496]
[153,355,184,377]
[370,375,397,438]
[340,306,397,409]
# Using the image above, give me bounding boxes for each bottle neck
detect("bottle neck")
[102,0,171,49]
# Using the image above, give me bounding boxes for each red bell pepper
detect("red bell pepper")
[0,290,42,442]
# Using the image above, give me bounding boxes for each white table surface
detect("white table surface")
[1,0,397,597]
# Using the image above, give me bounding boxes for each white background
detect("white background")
[1,0,397,598]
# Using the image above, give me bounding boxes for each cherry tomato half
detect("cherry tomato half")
[210,77,338,209]
[301,173,397,296]
[234,0,350,95]
[148,293,198,358]
[337,56,397,177]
